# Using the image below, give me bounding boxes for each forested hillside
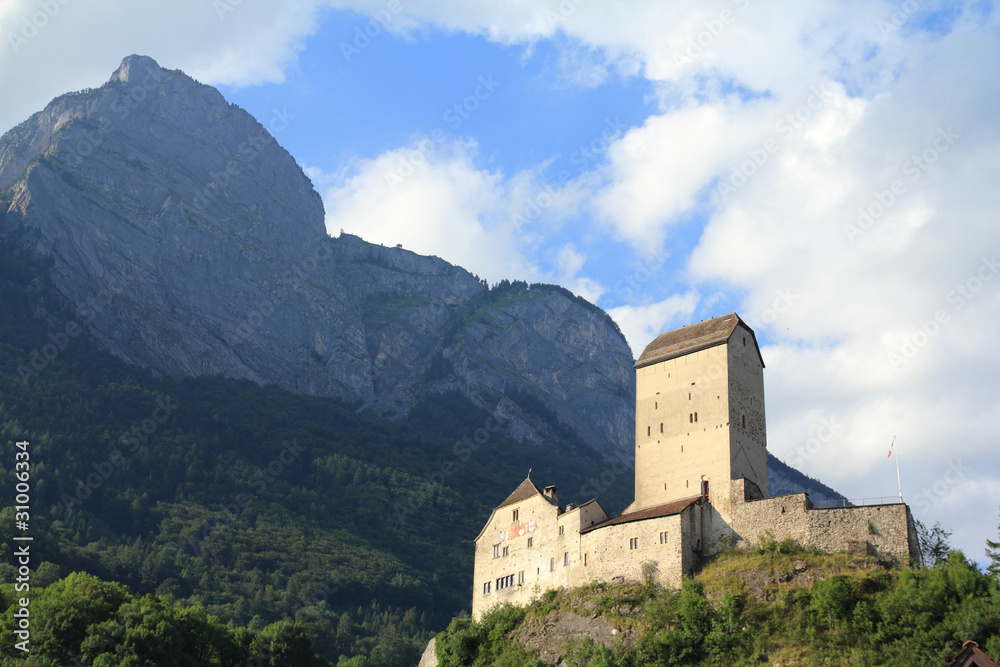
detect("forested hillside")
[0,239,632,665]
[434,539,1000,666]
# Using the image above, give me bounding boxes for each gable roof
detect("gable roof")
[634,312,764,370]
[947,641,1000,667]
[581,495,701,533]
[496,476,554,509]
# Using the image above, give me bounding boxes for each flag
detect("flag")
[887,437,895,459]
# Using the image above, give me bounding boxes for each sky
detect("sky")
[1,0,999,563]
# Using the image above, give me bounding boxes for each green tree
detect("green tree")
[915,520,953,567]
[986,505,1000,581]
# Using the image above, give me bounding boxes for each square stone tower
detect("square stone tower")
[632,313,768,525]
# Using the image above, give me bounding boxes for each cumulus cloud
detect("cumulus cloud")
[607,290,700,356]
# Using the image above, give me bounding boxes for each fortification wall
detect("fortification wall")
[727,479,919,564]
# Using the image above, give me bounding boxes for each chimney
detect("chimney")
[543,485,558,504]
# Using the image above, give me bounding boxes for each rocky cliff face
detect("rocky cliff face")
[0,55,635,456]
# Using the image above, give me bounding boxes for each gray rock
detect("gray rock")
[0,55,635,457]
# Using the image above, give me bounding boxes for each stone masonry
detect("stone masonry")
[472,313,921,619]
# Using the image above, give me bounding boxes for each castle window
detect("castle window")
[518,570,525,584]
[564,552,569,566]
[496,574,515,590]
[483,581,491,594]
[655,402,658,409]
[559,525,565,535]
[502,546,509,557]
[512,509,518,522]
[550,558,555,572]
[743,336,746,346]
[629,537,639,550]
[689,413,693,423]
[527,537,533,548]
[694,412,698,422]
[742,415,746,428]
[647,426,651,436]
[660,423,663,433]
[584,553,588,566]
[688,393,691,400]
[660,531,669,544]
[493,545,500,558]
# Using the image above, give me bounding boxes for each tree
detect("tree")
[915,520,953,567]
[987,505,1000,581]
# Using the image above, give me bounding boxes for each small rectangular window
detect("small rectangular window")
[689,413,693,423]
[629,537,638,550]
[564,552,569,566]
[527,537,533,548]
[584,553,588,566]
[502,546,509,557]
[660,423,663,433]
[694,412,698,422]
[559,525,564,535]
[512,509,518,522]
[655,401,657,409]
[518,570,525,584]
[742,415,746,428]
[647,425,651,436]
[550,558,555,571]
[493,545,500,558]
[483,581,491,594]
[660,531,669,544]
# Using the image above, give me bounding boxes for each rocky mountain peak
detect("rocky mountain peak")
[109,53,164,85]
[0,57,638,457]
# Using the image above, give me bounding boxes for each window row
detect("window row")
[496,574,515,591]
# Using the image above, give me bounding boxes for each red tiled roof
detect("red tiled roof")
[947,641,1000,667]
[634,313,763,369]
[581,496,701,533]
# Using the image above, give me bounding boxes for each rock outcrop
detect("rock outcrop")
[0,55,635,456]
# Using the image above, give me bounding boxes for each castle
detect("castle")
[472,313,920,618]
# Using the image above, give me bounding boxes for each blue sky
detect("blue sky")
[1,0,999,562]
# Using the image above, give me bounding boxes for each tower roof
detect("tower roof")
[634,312,764,369]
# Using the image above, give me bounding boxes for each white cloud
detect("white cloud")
[607,290,700,356]
[313,137,603,298]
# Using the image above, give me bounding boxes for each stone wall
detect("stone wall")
[727,479,919,564]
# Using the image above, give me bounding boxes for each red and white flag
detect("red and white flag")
[887,437,895,459]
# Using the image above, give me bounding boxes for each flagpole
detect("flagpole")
[893,436,902,502]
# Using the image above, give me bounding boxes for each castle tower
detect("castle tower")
[632,313,768,523]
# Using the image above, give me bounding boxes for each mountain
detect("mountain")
[0,54,634,458]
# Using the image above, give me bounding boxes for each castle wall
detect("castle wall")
[579,512,689,590]
[726,479,920,564]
